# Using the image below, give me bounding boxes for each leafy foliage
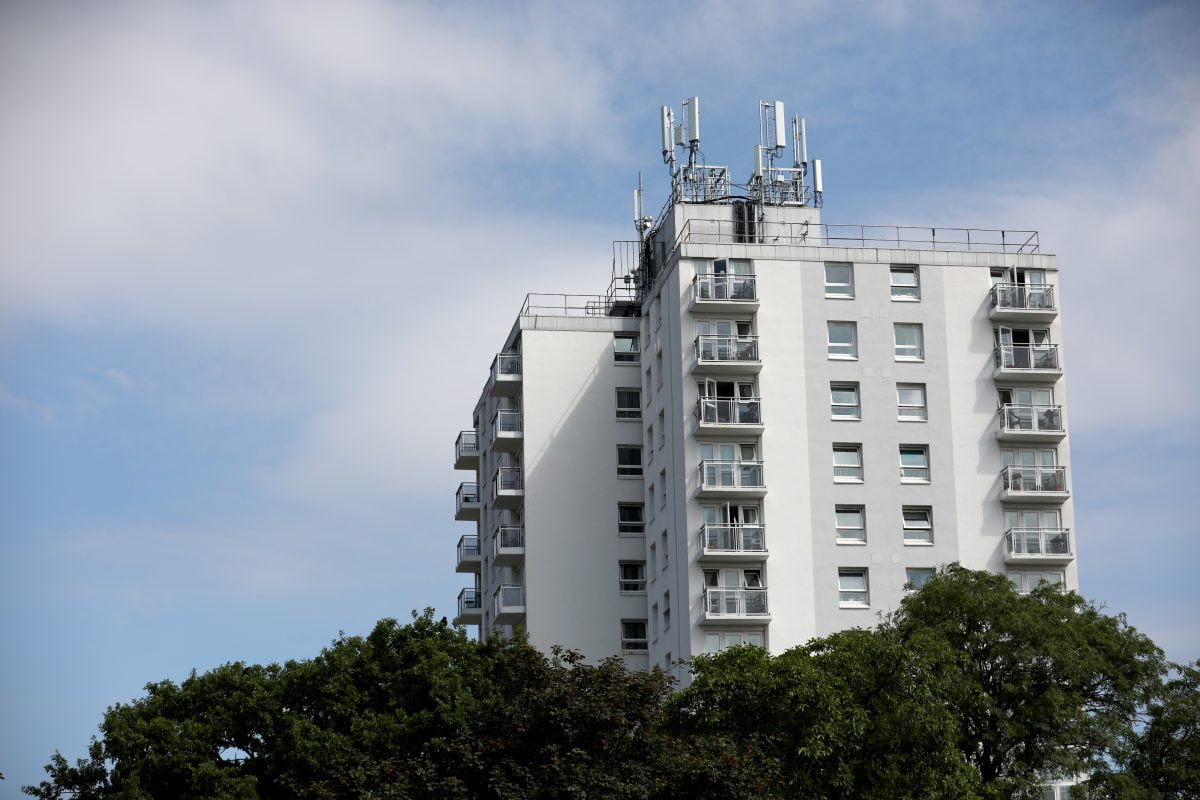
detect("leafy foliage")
[26,571,1188,800]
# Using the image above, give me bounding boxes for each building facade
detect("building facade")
[452,100,1076,683]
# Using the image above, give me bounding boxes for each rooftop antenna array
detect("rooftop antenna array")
[751,100,821,207]
[656,96,730,206]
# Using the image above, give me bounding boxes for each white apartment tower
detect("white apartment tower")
[452,99,1076,676]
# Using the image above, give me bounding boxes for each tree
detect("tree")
[1080,659,1200,800]
[888,566,1167,799]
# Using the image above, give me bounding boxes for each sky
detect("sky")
[1,0,1198,792]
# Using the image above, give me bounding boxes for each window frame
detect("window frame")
[617,503,645,536]
[902,506,934,544]
[614,333,641,364]
[617,445,643,478]
[615,388,641,420]
[827,321,859,360]
[830,382,862,420]
[899,445,931,483]
[897,383,928,421]
[905,568,934,591]
[621,619,649,651]
[833,444,864,483]
[893,323,925,361]
[835,505,867,543]
[824,262,854,298]
[1007,570,1065,595]
[838,568,870,608]
[890,265,921,300]
[618,561,647,593]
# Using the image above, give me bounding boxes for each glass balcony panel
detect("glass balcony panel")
[703,587,769,617]
[699,460,765,489]
[703,524,766,553]
[696,336,760,363]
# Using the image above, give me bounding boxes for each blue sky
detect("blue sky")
[1,0,1198,792]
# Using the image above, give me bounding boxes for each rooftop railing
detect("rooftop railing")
[671,218,1040,253]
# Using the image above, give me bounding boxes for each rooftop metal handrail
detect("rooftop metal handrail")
[700,523,767,553]
[456,482,480,504]
[703,586,769,617]
[492,467,524,492]
[698,459,765,489]
[1001,465,1068,493]
[1005,527,1072,556]
[696,397,763,425]
[991,283,1056,311]
[520,292,640,318]
[457,535,480,558]
[994,344,1061,371]
[670,217,1040,254]
[997,404,1064,433]
[695,335,760,363]
[693,272,758,302]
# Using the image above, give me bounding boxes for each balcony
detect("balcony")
[993,344,1062,382]
[989,283,1057,322]
[454,430,479,470]
[456,535,481,573]
[490,410,524,452]
[702,587,770,625]
[488,353,522,397]
[694,335,761,374]
[454,588,481,624]
[997,404,1066,442]
[491,467,524,509]
[492,525,525,566]
[699,524,767,561]
[1004,528,1074,564]
[696,397,764,435]
[690,272,759,312]
[455,482,480,520]
[493,584,526,625]
[697,460,767,498]
[1000,465,1069,503]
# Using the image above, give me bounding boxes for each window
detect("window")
[835,506,866,542]
[645,425,654,460]
[655,350,663,388]
[662,591,671,631]
[617,445,642,477]
[905,568,934,591]
[616,388,641,419]
[619,562,646,592]
[659,470,667,508]
[833,444,864,482]
[614,333,640,364]
[831,382,861,419]
[1007,570,1065,595]
[899,446,930,482]
[827,321,858,359]
[621,620,648,651]
[894,323,924,360]
[618,503,645,535]
[897,383,927,420]
[838,569,870,607]
[703,630,765,654]
[660,529,669,567]
[657,410,666,448]
[824,262,854,297]
[902,507,933,543]
[890,265,920,300]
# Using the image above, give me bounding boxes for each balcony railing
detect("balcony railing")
[994,344,1061,371]
[1005,528,1072,558]
[701,524,767,554]
[1001,465,1068,494]
[695,335,760,364]
[493,584,526,614]
[704,587,769,617]
[493,410,524,434]
[493,467,524,492]
[457,588,481,616]
[697,397,763,426]
[694,273,757,302]
[457,535,480,558]
[991,283,1056,312]
[454,430,478,467]
[494,525,525,560]
[699,460,765,490]
[491,353,522,379]
[998,404,1064,434]
[456,482,479,504]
